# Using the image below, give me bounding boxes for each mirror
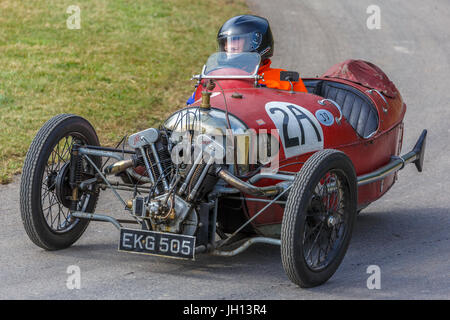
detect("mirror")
[280,71,299,82]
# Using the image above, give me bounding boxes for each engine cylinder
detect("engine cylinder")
[148,133,172,193]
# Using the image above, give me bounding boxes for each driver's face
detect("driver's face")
[224,38,246,53]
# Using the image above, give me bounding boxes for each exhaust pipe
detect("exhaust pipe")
[104,159,135,175]
[216,168,284,197]
[357,129,427,186]
[216,130,427,195]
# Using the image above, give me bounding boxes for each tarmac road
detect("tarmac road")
[1,0,449,299]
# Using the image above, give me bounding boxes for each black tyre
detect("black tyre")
[281,149,357,288]
[20,114,101,250]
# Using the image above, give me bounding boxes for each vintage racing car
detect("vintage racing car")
[20,52,427,287]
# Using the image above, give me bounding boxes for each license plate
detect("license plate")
[118,228,196,260]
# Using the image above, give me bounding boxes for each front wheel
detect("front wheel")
[281,149,357,287]
[20,114,101,250]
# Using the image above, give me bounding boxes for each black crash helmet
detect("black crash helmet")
[217,15,274,60]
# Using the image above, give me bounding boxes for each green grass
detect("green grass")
[0,0,248,183]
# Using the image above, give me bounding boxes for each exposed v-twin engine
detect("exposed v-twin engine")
[125,128,220,235]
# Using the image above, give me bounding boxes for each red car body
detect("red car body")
[190,60,406,230]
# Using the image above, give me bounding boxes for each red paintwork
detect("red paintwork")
[191,61,406,227]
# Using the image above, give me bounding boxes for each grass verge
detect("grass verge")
[0,0,248,183]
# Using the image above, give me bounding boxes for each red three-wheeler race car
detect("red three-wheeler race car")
[20,52,427,287]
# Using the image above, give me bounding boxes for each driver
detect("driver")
[187,14,307,105]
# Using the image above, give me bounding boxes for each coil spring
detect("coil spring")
[69,145,83,211]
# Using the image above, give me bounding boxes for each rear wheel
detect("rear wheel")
[20,114,101,250]
[281,149,357,287]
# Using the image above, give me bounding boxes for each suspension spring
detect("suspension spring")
[69,144,83,211]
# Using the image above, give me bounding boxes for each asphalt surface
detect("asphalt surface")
[1,0,449,299]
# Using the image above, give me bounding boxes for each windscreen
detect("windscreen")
[203,52,261,76]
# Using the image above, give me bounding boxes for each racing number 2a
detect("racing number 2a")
[269,105,322,147]
[265,102,324,158]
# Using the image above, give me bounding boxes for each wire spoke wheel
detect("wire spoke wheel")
[40,134,93,233]
[281,149,357,288]
[20,114,101,250]
[302,170,348,271]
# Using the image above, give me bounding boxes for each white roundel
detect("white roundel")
[265,102,324,158]
[315,109,335,126]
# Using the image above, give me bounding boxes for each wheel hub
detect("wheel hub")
[46,171,58,192]
[327,215,340,228]
[55,162,73,208]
